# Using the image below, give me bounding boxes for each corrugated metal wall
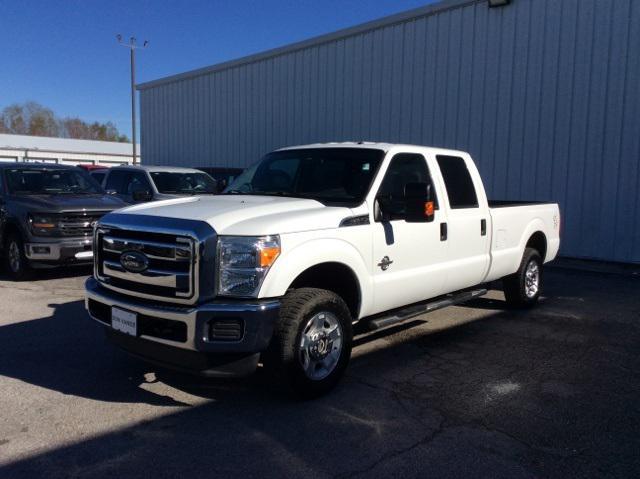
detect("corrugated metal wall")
[139,0,640,263]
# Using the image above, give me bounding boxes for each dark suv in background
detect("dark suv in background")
[0,163,127,279]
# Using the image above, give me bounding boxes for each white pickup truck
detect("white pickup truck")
[85,143,560,396]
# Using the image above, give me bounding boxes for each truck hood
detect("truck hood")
[117,195,352,235]
[7,193,127,212]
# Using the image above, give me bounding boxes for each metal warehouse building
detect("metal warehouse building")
[138,0,640,264]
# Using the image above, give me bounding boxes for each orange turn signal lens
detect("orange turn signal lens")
[424,201,435,216]
[33,223,56,228]
[259,246,281,267]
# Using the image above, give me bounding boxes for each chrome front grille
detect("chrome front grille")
[58,212,108,237]
[95,227,198,303]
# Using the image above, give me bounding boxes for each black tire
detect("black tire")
[503,247,542,309]
[4,232,31,281]
[264,288,353,398]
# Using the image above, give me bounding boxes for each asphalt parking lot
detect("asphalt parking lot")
[0,265,638,478]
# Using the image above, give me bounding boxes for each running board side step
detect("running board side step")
[367,288,487,331]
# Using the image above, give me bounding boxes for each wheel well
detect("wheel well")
[289,262,361,319]
[1,221,23,250]
[526,231,547,262]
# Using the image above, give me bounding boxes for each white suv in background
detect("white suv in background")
[100,165,218,204]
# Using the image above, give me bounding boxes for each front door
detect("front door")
[371,153,448,314]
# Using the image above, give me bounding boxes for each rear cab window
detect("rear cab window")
[436,155,479,209]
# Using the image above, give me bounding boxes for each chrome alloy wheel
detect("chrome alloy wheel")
[524,260,540,298]
[8,240,21,273]
[298,311,343,381]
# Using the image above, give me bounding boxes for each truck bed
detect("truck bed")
[488,200,555,208]
[484,200,561,284]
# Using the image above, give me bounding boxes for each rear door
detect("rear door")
[371,152,449,313]
[434,155,490,292]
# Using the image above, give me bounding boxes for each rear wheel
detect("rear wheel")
[503,247,542,308]
[4,233,31,281]
[265,288,353,398]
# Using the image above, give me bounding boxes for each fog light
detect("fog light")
[208,319,244,341]
[32,246,51,254]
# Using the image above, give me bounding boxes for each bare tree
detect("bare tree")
[24,102,59,137]
[0,102,129,142]
[61,117,88,139]
[1,104,28,135]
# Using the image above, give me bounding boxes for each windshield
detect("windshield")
[5,168,103,195]
[150,172,217,195]
[224,148,384,206]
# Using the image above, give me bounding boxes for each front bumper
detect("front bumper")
[25,238,93,263]
[85,277,280,377]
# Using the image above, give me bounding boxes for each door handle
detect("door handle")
[440,222,447,241]
[481,219,487,236]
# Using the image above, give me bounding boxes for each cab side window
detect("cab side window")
[376,153,437,221]
[436,156,479,209]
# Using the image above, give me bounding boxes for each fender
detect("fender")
[515,218,548,267]
[0,216,27,251]
[258,237,373,319]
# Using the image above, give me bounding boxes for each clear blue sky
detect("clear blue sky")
[1,0,436,139]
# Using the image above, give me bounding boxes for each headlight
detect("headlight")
[28,214,59,236]
[218,235,280,297]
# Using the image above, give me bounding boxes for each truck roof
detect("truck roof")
[0,162,82,170]
[109,164,206,174]
[278,142,468,156]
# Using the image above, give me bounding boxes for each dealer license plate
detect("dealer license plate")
[111,307,137,336]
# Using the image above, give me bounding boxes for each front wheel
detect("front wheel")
[4,233,31,281]
[264,288,353,398]
[503,247,543,308]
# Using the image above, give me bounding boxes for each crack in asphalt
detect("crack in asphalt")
[334,417,447,479]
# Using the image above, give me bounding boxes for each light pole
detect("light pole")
[117,35,148,165]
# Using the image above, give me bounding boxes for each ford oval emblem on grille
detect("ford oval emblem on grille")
[120,251,149,273]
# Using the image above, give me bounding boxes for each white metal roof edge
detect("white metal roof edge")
[137,0,480,91]
[0,133,136,156]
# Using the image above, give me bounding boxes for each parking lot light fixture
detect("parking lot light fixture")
[116,34,148,165]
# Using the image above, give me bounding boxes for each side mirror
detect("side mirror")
[106,189,118,196]
[132,188,153,202]
[373,198,385,222]
[404,182,435,223]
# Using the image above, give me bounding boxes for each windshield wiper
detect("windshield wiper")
[50,190,91,195]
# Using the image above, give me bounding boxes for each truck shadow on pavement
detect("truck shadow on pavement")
[0,299,190,407]
[0,270,639,478]
[0,265,93,282]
